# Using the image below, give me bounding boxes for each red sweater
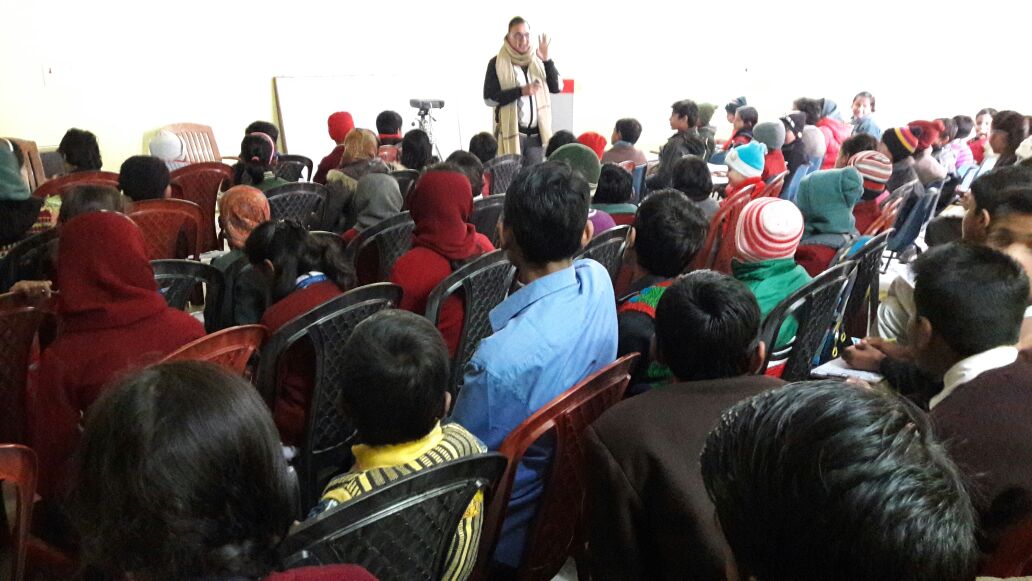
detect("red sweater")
[390,234,494,357]
[265,565,376,581]
[724,176,765,200]
[261,280,344,446]
[795,244,839,277]
[314,144,346,185]
[761,150,787,182]
[853,200,881,235]
[817,117,852,169]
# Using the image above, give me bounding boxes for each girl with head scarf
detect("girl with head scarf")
[390,168,494,356]
[341,174,403,244]
[31,212,205,499]
[322,129,389,232]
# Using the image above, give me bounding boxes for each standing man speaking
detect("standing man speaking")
[484,16,562,164]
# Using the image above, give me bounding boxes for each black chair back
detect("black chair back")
[254,283,402,509]
[425,251,516,398]
[759,261,857,381]
[279,454,508,580]
[470,195,505,248]
[839,230,892,339]
[343,212,415,285]
[484,154,522,195]
[151,259,223,311]
[0,229,58,293]
[573,225,631,282]
[276,154,314,182]
[266,183,327,228]
[390,169,420,197]
[887,183,938,253]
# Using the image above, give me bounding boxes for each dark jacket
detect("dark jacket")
[0,197,42,246]
[651,129,711,189]
[483,56,561,128]
[585,374,786,580]
[204,249,270,333]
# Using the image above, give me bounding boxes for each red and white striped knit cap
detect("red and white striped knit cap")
[735,198,804,263]
[848,151,892,193]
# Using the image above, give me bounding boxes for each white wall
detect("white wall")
[2,0,1029,171]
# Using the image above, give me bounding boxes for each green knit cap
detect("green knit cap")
[548,143,602,185]
[797,167,864,236]
[698,103,717,126]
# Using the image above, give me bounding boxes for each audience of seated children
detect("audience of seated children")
[244,220,355,446]
[779,111,808,193]
[446,150,486,196]
[204,185,271,331]
[696,102,718,155]
[909,119,948,186]
[71,361,375,581]
[591,164,637,216]
[339,174,403,244]
[31,212,205,499]
[0,138,42,246]
[391,167,494,357]
[834,132,878,168]
[848,150,893,234]
[616,190,708,386]
[731,198,810,348]
[723,140,766,197]
[969,107,996,164]
[322,128,389,232]
[601,118,648,166]
[649,99,709,189]
[989,110,1029,167]
[724,105,757,151]
[951,114,976,171]
[850,90,881,138]
[376,110,404,145]
[879,125,922,193]
[314,111,355,184]
[670,156,718,220]
[469,131,498,164]
[400,129,434,172]
[589,271,784,581]
[794,166,864,276]
[933,117,959,177]
[813,98,852,169]
[577,131,607,159]
[310,310,487,581]
[58,128,102,174]
[449,161,618,573]
[752,121,786,181]
[549,142,615,235]
[701,380,978,581]
[233,132,289,193]
[118,155,170,202]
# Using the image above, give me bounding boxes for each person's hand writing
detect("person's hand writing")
[10,280,53,300]
[864,336,914,360]
[536,34,550,61]
[842,340,887,372]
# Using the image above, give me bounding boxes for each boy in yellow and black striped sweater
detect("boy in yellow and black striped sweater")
[306,310,487,581]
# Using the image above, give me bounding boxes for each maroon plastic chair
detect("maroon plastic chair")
[0,444,37,581]
[129,198,203,260]
[0,308,52,445]
[689,185,754,273]
[161,324,267,375]
[982,518,1032,577]
[170,162,233,253]
[472,354,639,581]
[31,171,120,199]
[610,213,636,227]
[760,170,789,199]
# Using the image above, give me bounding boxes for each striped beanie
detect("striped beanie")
[848,151,892,195]
[735,198,804,263]
[881,126,921,162]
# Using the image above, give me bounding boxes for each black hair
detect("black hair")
[701,380,978,581]
[469,132,498,164]
[70,361,295,581]
[793,98,822,126]
[953,115,975,140]
[503,161,590,265]
[853,91,876,112]
[508,16,527,30]
[977,108,998,118]
[594,164,634,204]
[634,189,708,277]
[671,100,700,128]
[545,130,577,158]
[991,110,1029,162]
[655,271,759,379]
[939,117,958,142]
[245,121,279,143]
[245,220,355,301]
[445,150,485,196]
[734,106,758,129]
[614,118,642,144]
[988,188,1032,250]
[670,156,714,202]
[58,128,102,171]
[375,110,403,135]
[401,129,433,172]
[234,134,276,186]
[969,165,1032,215]
[119,155,170,202]
[839,133,879,162]
[913,242,1028,357]
[340,310,449,446]
[59,185,128,224]
[724,97,746,115]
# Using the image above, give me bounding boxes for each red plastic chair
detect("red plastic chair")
[161,324,267,375]
[378,145,399,163]
[0,308,52,445]
[864,196,903,236]
[30,171,120,199]
[610,213,636,227]
[170,162,233,253]
[689,185,754,273]
[761,170,789,199]
[0,445,37,581]
[473,354,639,581]
[128,198,203,260]
[616,160,635,173]
[981,518,1032,577]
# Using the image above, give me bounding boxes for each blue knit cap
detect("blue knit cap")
[725,141,767,179]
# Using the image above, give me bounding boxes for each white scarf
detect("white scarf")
[494,40,552,156]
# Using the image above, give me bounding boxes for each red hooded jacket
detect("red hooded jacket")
[817,117,852,169]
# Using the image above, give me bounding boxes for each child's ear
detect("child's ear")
[442,392,453,417]
[912,316,934,353]
[581,220,595,249]
[750,341,767,374]
[628,226,637,249]
[163,184,172,199]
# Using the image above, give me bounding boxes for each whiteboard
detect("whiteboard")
[274,75,468,162]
